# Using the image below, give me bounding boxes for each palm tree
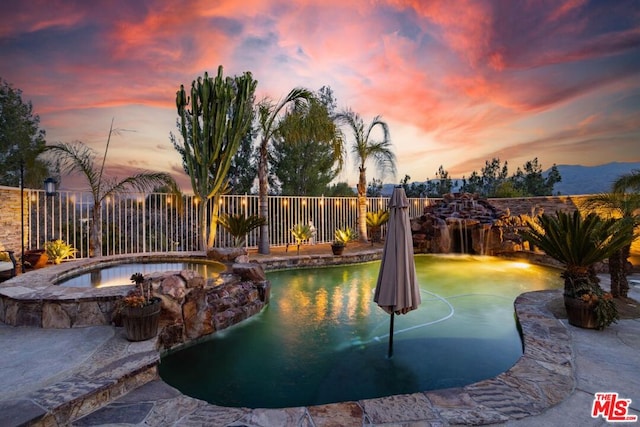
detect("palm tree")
[335,110,396,242]
[613,169,640,193]
[584,172,640,297]
[521,210,631,329]
[46,121,179,257]
[256,88,313,254]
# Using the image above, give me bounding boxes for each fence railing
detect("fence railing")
[26,190,433,258]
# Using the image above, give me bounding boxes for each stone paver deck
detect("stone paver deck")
[1,246,639,426]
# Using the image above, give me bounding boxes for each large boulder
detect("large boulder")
[233,262,267,282]
[125,269,269,350]
[207,247,247,263]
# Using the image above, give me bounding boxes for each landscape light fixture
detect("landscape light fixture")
[44,177,57,197]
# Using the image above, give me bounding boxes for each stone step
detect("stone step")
[0,347,159,427]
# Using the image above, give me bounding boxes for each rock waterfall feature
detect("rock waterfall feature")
[411,193,519,255]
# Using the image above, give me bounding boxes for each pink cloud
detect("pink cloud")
[2,0,639,189]
[0,0,87,37]
[547,0,588,23]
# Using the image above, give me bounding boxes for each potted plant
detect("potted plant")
[521,211,631,329]
[332,226,357,255]
[366,210,389,244]
[44,239,77,264]
[121,272,162,341]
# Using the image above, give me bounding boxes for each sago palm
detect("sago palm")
[366,210,389,243]
[218,213,266,248]
[521,211,631,329]
[334,226,357,245]
[522,210,631,298]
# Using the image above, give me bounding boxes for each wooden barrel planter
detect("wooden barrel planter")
[564,296,598,329]
[123,298,162,341]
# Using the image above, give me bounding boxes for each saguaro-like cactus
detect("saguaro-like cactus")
[174,66,257,250]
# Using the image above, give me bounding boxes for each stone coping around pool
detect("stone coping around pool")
[8,289,573,426]
[0,250,575,425]
[252,245,384,271]
[147,289,573,427]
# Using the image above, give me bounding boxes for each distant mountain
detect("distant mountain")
[377,162,640,197]
[548,162,640,195]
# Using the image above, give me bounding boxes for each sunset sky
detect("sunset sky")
[1,0,639,191]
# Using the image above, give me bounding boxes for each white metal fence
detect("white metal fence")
[26,190,432,258]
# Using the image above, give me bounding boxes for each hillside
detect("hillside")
[549,162,640,195]
[378,162,640,196]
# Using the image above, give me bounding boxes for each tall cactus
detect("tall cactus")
[174,65,257,250]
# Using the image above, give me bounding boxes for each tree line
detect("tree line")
[1,69,561,255]
[390,158,562,199]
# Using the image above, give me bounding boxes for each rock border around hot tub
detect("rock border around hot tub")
[0,252,237,328]
[0,249,384,328]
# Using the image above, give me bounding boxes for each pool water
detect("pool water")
[59,261,226,287]
[159,255,561,408]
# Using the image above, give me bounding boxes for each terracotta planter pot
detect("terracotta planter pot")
[23,250,49,269]
[123,298,161,341]
[564,296,598,329]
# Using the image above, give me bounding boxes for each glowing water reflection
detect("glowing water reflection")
[159,255,562,408]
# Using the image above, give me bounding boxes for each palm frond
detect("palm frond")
[219,213,266,247]
[612,170,640,193]
[291,223,314,244]
[45,142,101,195]
[334,226,357,244]
[366,210,389,227]
[102,172,177,197]
[521,210,633,270]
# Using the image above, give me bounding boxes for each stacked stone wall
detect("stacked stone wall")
[0,186,27,251]
[487,195,639,255]
[487,195,592,217]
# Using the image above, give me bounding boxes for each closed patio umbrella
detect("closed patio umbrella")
[374,186,421,358]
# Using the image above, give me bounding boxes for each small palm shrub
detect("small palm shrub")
[366,210,389,243]
[218,213,267,247]
[366,210,389,227]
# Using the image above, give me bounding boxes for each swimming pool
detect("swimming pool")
[159,255,562,408]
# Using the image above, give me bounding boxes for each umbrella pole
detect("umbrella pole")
[388,311,395,358]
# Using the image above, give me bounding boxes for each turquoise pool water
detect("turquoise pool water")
[159,255,561,408]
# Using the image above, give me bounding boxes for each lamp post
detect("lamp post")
[20,160,25,273]
[43,177,57,266]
